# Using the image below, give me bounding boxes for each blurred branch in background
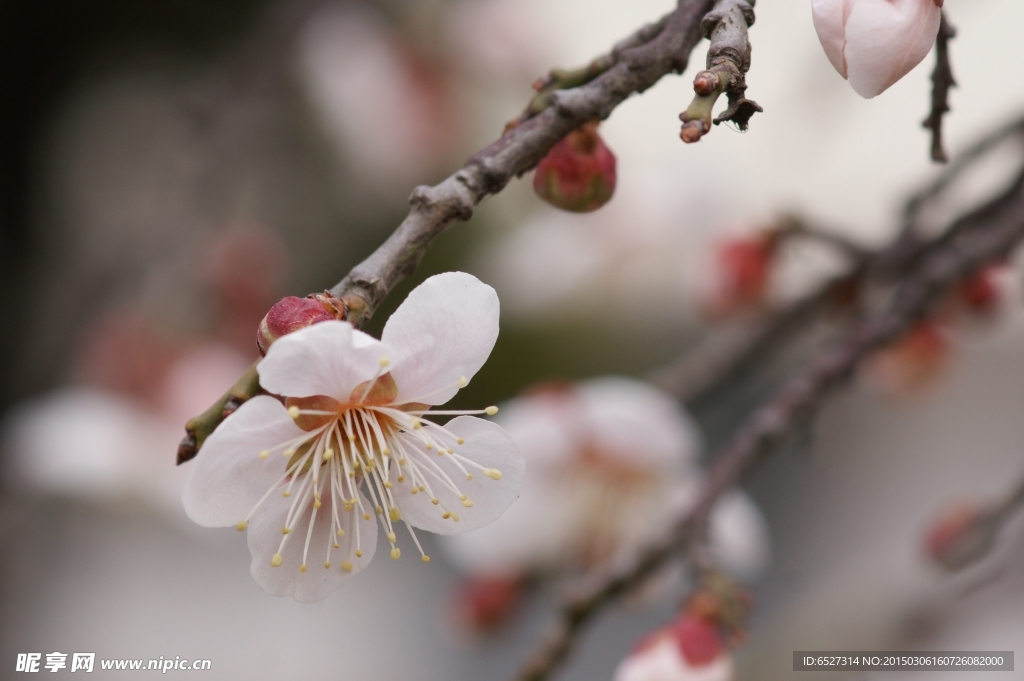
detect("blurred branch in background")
[512,115,1024,681]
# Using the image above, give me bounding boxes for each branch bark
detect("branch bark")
[922,11,956,163]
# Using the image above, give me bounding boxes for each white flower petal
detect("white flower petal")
[494,391,577,469]
[577,377,701,473]
[182,396,307,527]
[709,490,771,582]
[811,0,850,78]
[248,488,377,602]
[615,638,735,681]
[443,475,576,575]
[257,320,390,400]
[844,0,940,98]
[389,415,524,535]
[382,272,499,405]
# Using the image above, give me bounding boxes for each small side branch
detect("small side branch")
[923,11,957,163]
[680,0,761,143]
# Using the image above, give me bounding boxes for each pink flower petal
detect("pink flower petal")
[844,0,941,98]
[812,0,850,78]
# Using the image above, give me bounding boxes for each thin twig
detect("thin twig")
[922,11,957,164]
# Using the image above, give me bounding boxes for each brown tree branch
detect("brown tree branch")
[922,11,957,163]
[511,134,1024,681]
[178,0,720,461]
[680,0,760,143]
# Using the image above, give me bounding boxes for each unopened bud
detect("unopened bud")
[533,122,617,213]
[924,504,999,571]
[693,70,720,97]
[257,294,345,355]
[456,575,523,632]
[680,121,705,144]
[674,614,723,666]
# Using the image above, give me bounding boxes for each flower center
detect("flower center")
[235,366,502,575]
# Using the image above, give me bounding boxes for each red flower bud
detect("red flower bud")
[960,273,997,311]
[257,295,344,356]
[533,122,616,213]
[456,575,522,632]
[701,232,777,319]
[923,503,998,571]
[673,614,722,667]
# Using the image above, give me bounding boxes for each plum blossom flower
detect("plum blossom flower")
[812,0,942,98]
[444,378,769,587]
[182,272,525,602]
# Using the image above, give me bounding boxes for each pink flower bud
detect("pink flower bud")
[455,575,523,632]
[700,232,777,319]
[923,503,999,571]
[533,122,617,213]
[256,295,343,356]
[674,615,723,666]
[812,0,942,98]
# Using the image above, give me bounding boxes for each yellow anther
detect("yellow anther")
[458,376,468,388]
[342,561,353,572]
[399,458,407,466]
[355,550,363,558]
[336,529,345,537]
[343,502,353,512]
[363,514,371,521]
[451,513,460,522]
[259,450,269,460]
[442,512,451,519]
[348,434,356,442]
[299,564,307,573]
[367,459,376,469]
[334,543,340,549]
[466,473,474,481]
[235,521,248,531]
[485,406,498,415]
[283,448,295,458]
[422,555,431,563]
[462,499,474,508]
[390,548,401,560]
[375,506,382,515]
[397,476,405,483]
[418,486,426,493]
[460,494,467,501]
[412,419,422,430]
[288,406,300,418]
[323,449,334,461]
[379,357,391,367]
[411,487,419,495]
[484,468,502,480]
[324,562,331,569]
[431,498,439,505]
[282,491,291,498]
[382,448,391,456]
[314,500,321,509]
[271,554,283,567]
[389,508,401,522]
[384,481,393,489]
[425,442,433,450]
[456,438,465,445]
[387,532,397,543]
[281,528,291,535]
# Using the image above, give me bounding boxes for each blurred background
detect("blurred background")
[3,0,1024,679]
